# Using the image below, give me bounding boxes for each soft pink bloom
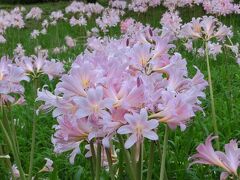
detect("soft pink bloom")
[0,56,29,105]
[42,59,64,80]
[160,11,182,38]
[117,108,158,149]
[74,86,114,119]
[52,115,92,164]
[12,164,20,178]
[65,36,76,48]
[120,18,135,33]
[39,158,54,173]
[55,63,99,98]
[190,135,240,179]
[26,7,43,20]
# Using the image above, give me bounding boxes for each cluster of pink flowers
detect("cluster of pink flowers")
[160,11,182,39]
[37,24,208,163]
[161,0,240,15]
[120,18,161,46]
[128,0,161,12]
[25,7,43,20]
[69,16,87,27]
[180,16,233,41]
[30,29,47,39]
[13,46,64,80]
[0,7,25,43]
[0,56,29,105]
[190,135,240,180]
[109,0,127,9]
[96,8,124,32]
[65,1,104,16]
[179,16,240,61]
[163,0,194,11]
[201,0,240,16]
[49,10,66,25]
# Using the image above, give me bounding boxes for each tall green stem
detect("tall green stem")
[117,135,136,180]
[205,42,219,149]
[6,105,19,154]
[90,140,96,174]
[28,79,38,180]
[0,120,26,180]
[105,148,115,180]
[95,140,101,180]
[147,141,155,180]
[160,126,168,180]
[136,142,143,180]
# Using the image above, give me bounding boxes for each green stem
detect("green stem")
[7,105,19,154]
[28,79,39,180]
[90,140,96,174]
[136,142,143,180]
[1,106,23,179]
[131,144,137,176]
[0,120,25,180]
[105,148,115,180]
[95,140,101,180]
[147,141,155,180]
[205,41,220,150]
[160,126,169,180]
[118,145,123,179]
[117,135,136,180]
[90,158,95,180]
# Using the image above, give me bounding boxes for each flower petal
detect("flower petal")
[125,134,138,149]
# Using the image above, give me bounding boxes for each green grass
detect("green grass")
[0,1,240,179]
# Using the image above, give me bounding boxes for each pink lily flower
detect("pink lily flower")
[117,108,158,149]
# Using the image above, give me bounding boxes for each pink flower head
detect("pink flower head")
[42,59,64,80]
[117,108,158,149]
[74,86,114,119]
[65,36,76,48]
[55,63,99,98]
[26,7,43,20]
[190,135,227,168]
[190,135,240,179]
[52,115,91,164]
[12,164,20,178]
[0,56,29,104]
[120,18,134,33]
[39,158,54,173]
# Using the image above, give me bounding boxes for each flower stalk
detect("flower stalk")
[28,78,39,180]
[105,148,115,180]
[0,120,26,180]
[117,135,136,180]
[160,126,169,180]
[95,140,102,180]
[205,41,219,150]
[147,141,155,180]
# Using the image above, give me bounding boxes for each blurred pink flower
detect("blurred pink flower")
[39,158,54,173]
[65,36,76,48]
